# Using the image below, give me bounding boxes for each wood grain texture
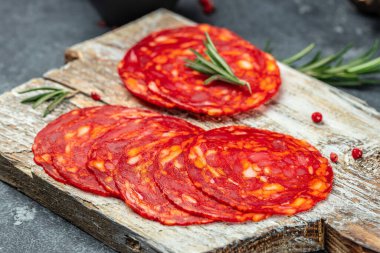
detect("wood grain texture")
[0,9,379,253]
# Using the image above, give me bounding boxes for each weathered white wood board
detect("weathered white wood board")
[0,9,379,253]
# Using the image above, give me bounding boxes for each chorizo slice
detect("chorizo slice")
[154,138,269,222]
[186,126,333,215]
[33,106,159,196]
[119,24,281,116]
[113,117,213,225]
[87,116,199,197]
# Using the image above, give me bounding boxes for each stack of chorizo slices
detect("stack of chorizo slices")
[33,106,333,226]
[118,24,281,116]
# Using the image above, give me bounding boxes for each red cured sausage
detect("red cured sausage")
[154,138,269,222]
[186,126,333,215]
[33,108,87,183]
[87,116,199,197]
[87,118,152,196]
[34,105,332,225]
[118,24,281,116]
[118,60,176,108]
[33,106,160,197]
[113,118,213,225]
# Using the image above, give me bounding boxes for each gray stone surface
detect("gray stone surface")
[0,0,378,252]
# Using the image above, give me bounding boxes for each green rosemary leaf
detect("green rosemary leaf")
[241,80,252,94]
[204,74,252,93]
[310,72,358,80]
[272,39,380,86]
[205,45,232,75]
[300,44,352,72]
[20,86,79,116]
[18,87,60,94]
[263,40,273,54]
[336,72,360,79]
[322,75,380,86]
[356,40,379,61]
[325,41,380,74]
[347,57,380,74]
[360,78,380,85]
[32,90,64,109]
[185,60,215,75]
[352,66,380,75]
[43,92,68,117]
[323,80,363,86]
[186,33,252,93]
[205,32,218,52]
[282,44,315,65]
[298,51,322,69]
[21,92,53,104]
[204,74,231,85]
[204,74,239,86]
[334,57,344,67]
[205,32,235,76]
[190,49,232,78]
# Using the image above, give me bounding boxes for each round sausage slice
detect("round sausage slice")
[113,117,213,225]
[87,116,199,197]
[33,106,159,197]
[186,126,333,214]
[154,138,269,222]
[119,24,281,116]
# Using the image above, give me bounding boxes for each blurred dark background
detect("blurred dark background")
[0,0,379,252]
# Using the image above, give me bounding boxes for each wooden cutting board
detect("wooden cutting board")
[0,9,379,253]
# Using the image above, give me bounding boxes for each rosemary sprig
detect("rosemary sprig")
[271,40,380,86]
[263,40,273,54]
[185,32,252,94]
[19,87,78,117]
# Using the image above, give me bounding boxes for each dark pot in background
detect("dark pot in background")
[350,0,380,16]
[90,0,179,26]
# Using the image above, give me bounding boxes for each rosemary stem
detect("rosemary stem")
[186,32,252,94]
[282,44,315,65]
[271,40,380,87]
